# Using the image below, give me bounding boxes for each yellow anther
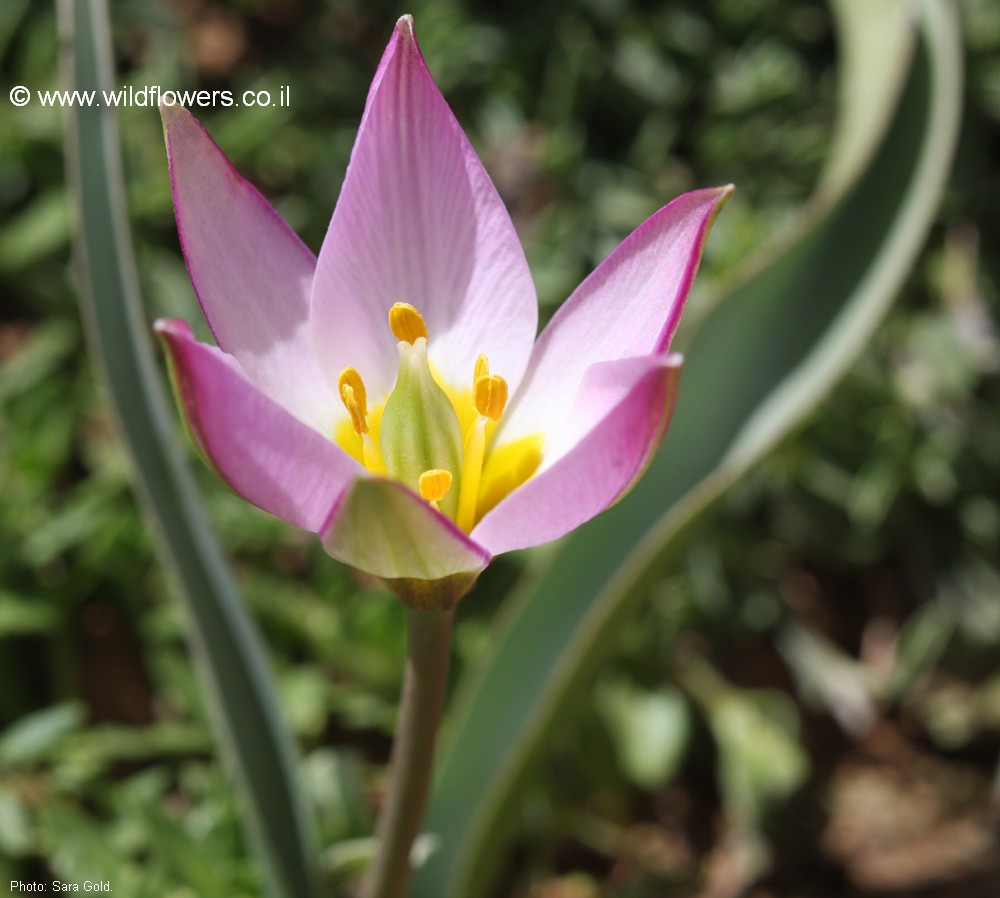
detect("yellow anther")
[340,385,368,435]
[419,468,453,503]
[388,302,428,344]
[474,353,489,382]
[338,368,369,436]
[473,373,508,422]
[338,367,368,416]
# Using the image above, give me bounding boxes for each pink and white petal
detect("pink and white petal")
[322,477,491,582]
[311,15,537,401]
[156,319,361,533]
[471,354,682,556]
[162,103,334,433]
[499,186,731,444]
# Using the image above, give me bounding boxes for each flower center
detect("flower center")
[334,302,540,531]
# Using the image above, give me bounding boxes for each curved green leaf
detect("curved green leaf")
[416,1,962,895]
[58,1,319,897]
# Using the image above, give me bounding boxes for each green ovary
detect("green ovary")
[380,338,463,520]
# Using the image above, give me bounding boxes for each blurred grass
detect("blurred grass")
[61,0,322,893]
[1,0,998,896]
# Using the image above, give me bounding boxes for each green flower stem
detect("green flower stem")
[366,607,454,898]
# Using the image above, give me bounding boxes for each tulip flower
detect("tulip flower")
[155,17,730,611]
[155,16,731,897]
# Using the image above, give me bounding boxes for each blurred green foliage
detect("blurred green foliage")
[1,0,998,896]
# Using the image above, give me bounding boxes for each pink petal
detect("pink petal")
[500,186,732,445]
[471,354,682,556]
[322,477,491,582]
[162,103,335,434]
[311,15,537,400]
[155,319,361,533]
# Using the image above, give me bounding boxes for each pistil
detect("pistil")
[380,304,463,519]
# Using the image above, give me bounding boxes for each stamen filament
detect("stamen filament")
[457,418,486,532]
[362,433,385,474]
[456,361,509,531]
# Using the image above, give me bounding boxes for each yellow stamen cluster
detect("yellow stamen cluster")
[335,303,524,530]
[388,302,428,344]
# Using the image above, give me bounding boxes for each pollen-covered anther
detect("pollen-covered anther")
[338,367,369,435]
[388,302,428,344]
[419,468,453,503]
[474,353,489,382]
[474,373,508,422]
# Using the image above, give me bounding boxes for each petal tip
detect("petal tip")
[158,97,190,127]
[702,184,735,247]
[395,13,415,39]
[714,183,736,207]
[152,318,193,341]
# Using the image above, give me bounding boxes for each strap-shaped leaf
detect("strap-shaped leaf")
[415,1,962,895]
[59,1,319,896]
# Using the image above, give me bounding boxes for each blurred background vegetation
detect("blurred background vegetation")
[1,0,998,896]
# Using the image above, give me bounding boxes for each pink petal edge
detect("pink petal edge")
[499,186,732,447]
[155,318,361,533]
[471,354,683,556]
[162,102,334,434]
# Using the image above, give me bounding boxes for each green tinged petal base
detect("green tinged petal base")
[381,572,480,611]
[321,478,490,595]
